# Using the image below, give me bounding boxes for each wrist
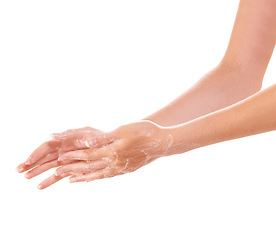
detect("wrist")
[161,124,203,157]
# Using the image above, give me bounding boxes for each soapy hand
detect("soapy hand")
[16,127,103,181]
[55,121,173,183]
[16,121,173,189]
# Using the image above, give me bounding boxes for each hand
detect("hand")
[54,120,173,185]
[16,126,104,184]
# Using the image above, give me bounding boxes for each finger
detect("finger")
[53,133,103,150]
[55,160,111,176]
[37,172,71,190]
[16,152,59,173]
[51,128,81,139]
[54,132,115,149]
[58,147,110,163]
[51,127,102,143]
[25,159,59,179]
[25,158,79,179]
[16,162,31,173]
[51,127,90,138]
[25,140,61,165]
[58,149,91,162]
[69,168,116,183]
[91,132,117,147]
[58,139,122,163]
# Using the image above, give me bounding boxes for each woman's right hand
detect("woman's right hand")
[15,127,104,179]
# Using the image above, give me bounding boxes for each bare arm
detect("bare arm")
[165,83,276,156]
[32,82,276,189]
[143,0,276,127]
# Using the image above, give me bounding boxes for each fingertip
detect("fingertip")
[37,182,48,190]
[24,172,31,179]
[15,166,23,173]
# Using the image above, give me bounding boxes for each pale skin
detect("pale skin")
[16,0,276,189]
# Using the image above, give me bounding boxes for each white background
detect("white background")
[1,0,276,239]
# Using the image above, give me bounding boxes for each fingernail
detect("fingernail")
[37,184,42,189]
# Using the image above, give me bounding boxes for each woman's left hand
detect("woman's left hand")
[38,120,173,189]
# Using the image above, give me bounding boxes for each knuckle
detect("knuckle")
[95,133,108,146]
[116,139,126,148]
[87,137,101,148]
[108,150,118,163]
[57,158,64,165]
[74,139,83,148]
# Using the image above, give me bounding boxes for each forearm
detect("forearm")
[143,63,261,126]
[165,84,276,156]
[143,0,276,127]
